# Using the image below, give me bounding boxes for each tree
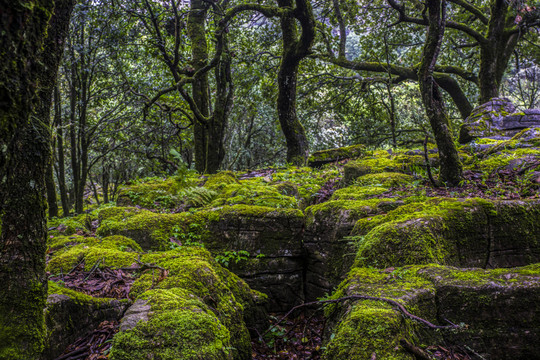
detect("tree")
[419,0,463,185]
[320,0,539,119]
[0,0,74,357]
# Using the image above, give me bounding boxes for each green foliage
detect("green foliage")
[179,187,218,208]
[215,250,250,268]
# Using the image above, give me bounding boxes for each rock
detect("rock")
[119,299,151,332]
[351,198,540,269]
[303,198,402,300]
[308,144,365,168]
[323,264,540,360]
[111,248,266,360]
[459,98,540,143]
[43,284,129,360]
[97,205,305,312]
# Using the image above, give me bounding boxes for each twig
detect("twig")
[263,294,459,338]
[400,339,435,360]
[84,258,102,281]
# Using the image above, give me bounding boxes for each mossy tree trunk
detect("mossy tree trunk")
[276,0,314,165]
[182,0,233,174]
[419,0,463,186]
[478,0,520,103]
[0,0,74,358]
[188,0,211,173]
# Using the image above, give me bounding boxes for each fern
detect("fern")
[179,187,218,208]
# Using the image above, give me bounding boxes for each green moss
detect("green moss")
[100,235,143,252]
[353,172,413,187]
[305,198,395,227]
[46,234,140,274]
[110,288,233,360]
[210,183,298,209]
[204,171,240,190]
[119,176,199,209]
[47,215,89,235]
[47,235,100,251]
[476,148,540,173]
[323,302,415,360]
[331,186,388,200]
[308,144,365,165]
[125,248,257,359]
[352,198,496,268]
[272,166,339,204]
[47,281,112,305]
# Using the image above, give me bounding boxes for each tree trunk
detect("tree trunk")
[207,36,233,174]
[0,1,73,358]
[69,57,81,213]
[419,0,463,186]
[54,85,70,215]
[478,0,520,103]
[276,0,314,165]
[188,0,211,173]
[46,158,59,219]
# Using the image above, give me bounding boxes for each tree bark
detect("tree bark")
[419,0,463,186]
[54,85,70,215]
[188,0,211,173]
[46,158,59,219]
[478,0,519,103]
[0,0,74,358]
[276,0,314,165]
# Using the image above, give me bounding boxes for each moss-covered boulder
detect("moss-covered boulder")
[323,267,437,360]
[324,264,540,360]
[46,234,140,274]
[308,144,365,167]
[117,176,198,209]
[111,248,266,360]
[204,171,240,190]
[44,282,129,359]
[342,150,432,185]
[97,205,305,312]
[352,198,540,269]
[303,198,406,299]
[459,98,540,143]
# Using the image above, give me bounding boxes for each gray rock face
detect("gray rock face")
[119,299,151,331]
[459,98,540,143]
[208,210,305,313]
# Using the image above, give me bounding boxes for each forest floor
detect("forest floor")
[50,159,538,360]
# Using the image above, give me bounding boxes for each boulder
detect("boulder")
[43,283,129,359]
[97,205,305,312]
[308,144,365,168]
[352,198,540,269]
[459,98,540,143]
[323,264,540,360]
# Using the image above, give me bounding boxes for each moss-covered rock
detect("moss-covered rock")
[324,263,540,360]
[210,183,298,209]
[111,288,234,360]
[459,98,540,143]
[304,198,406,299]
[308,144,365,167]
[204,171,240,190]
[353,172,413,187]
[330,186,388,201]
[112,248,265,360]
[342,149,427,185]
[47,214,92,236]
[117,176,197,209]
[44,282,129,359]
[46,234,140,274]
[351,198,540,269]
